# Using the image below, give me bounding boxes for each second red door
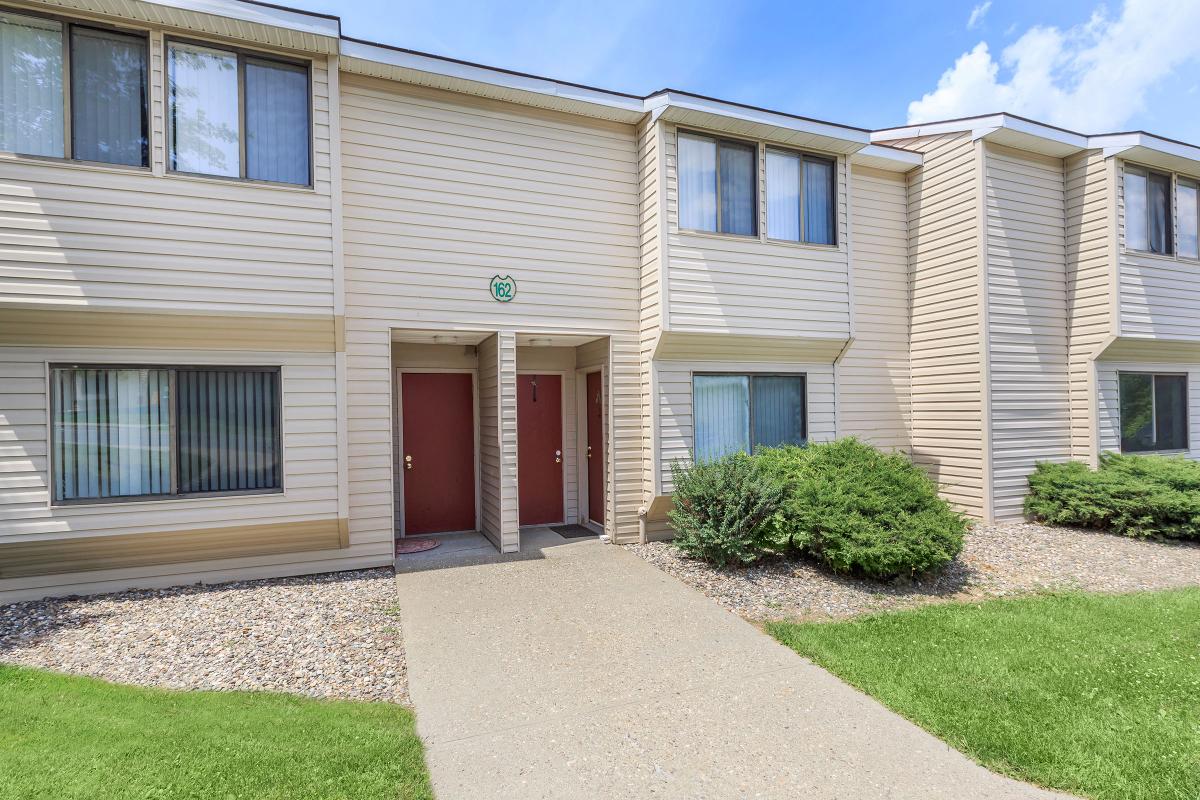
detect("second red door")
[517,373,564,525]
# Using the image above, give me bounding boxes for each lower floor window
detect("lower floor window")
[1119,372,1188,452]
[51,365,281,502]
[693,374,806,461]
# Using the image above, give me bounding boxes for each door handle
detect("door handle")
[405,454,413,470]
[555,449,562,464]
[587,445,592,459]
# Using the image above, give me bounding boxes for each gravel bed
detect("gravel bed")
[629,523,1200,621]
[0,568,409,704]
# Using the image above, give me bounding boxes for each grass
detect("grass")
[0,665,432,800]
[768,589,1200,800]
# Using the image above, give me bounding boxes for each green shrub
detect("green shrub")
[758,439,968,579]
[667,451,785,567]
[1025,454,1200,539]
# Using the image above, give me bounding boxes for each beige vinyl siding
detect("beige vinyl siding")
[662,125,852,340]
[1116,160,1200,341]
[0,345,366,603]
[477,333,519,550]
[608,333,641,542]
[339,76,642,548]
[1065,149,1114,464]
[888,132,985,515]
[655,360,836,492]
[841,165,910,450]
[983,143,1071,519]
[0,48,335,318]
[1096,358,1200,460]
[638,118,664,500]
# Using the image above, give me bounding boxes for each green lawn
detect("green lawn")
[769,589,1200,800]
[0,665,432,800]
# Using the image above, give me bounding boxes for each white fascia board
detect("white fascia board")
[873,114,1088,154]
[149,0,340,37]
[850,143,922,171]
[648,91,870,146]
[340,39,645,115]
[871,115,1007,142]
[1090,132,1200,165]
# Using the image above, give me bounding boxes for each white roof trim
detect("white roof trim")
[341,38,644,115]
[850,144,923,171]
[146,0,339,37]
[645,91,870,146]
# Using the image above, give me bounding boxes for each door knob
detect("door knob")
[587,445,592,459]
[555,449,562,464]
[404,454,413,470]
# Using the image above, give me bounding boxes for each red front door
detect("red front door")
[517,373,564,525]
[401,372,476,535]
[586,370,604,525]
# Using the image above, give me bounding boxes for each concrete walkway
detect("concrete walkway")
[394,528,1070,799]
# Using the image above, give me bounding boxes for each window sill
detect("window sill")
[0,151,151,176]
[166,170,316,193]
[50,488,285,510]
[676,228,760,243]
[763,236,842,253]
[1118,448,1190,456]
[1121,248,1185,265]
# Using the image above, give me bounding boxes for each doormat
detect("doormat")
[395,538,440,555]
[550,524,598,539]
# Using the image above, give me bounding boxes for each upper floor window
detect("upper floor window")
[0,10,147,166]
[1119,372,1188,453]
[1178,178,1199,260]
[1125,166,1173,255]
[677,132,756,236]
[168,41,310,185]
[766,148,836,245]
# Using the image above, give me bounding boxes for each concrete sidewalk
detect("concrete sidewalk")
[394,528,1070,799]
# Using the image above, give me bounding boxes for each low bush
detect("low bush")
[667,451,785,567]
[1026,454,1200,539]
[758,439,968,579]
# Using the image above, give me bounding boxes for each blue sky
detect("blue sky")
[297,0,1200,142]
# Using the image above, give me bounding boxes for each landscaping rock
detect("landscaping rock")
[629,522,1200,621]
[0,569,409,704]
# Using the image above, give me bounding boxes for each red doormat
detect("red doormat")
[395,538,440,555]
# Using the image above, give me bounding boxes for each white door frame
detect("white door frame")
[515,369,570,526]
[394,367,481,538]
[575,366,606,530]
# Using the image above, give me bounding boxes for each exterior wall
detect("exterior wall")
[0,346,356,603]
[637,118,664,502]
[654,359,837,492]
[840,165,911,450]
[983,143,1072,519]
[338,75,642,545]
[661,125,852,340]
[0,38,335,319]
[477,333,519,551]
[1116,160,1200,342]
[888,132,986,516]
[0,7,346,600]
[1065,150,1115,465]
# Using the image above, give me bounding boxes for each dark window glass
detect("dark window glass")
[70,26,148,166]
[802,156,835,245]
[718,140,756,235]
[751,375,806,448]
[177,369,280,493]
[1154,375,1188,451]
[1148,171,1173,255]
[1120,372,1188,452]
[245,57,309,185]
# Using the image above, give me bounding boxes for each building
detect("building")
[2,0,1199,602]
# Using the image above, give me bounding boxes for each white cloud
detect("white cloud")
[967,1,992,30]
[908,0,1200,131]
